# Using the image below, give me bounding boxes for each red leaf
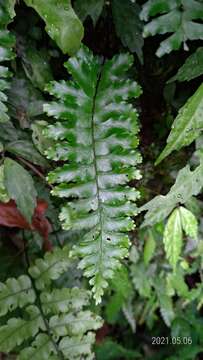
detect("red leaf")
[0,199,52,251]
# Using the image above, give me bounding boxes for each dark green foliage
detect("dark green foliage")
[1,1,203,359]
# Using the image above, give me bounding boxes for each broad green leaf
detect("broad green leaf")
[140,163,203,227]
[141,0,203,57]
[4,158,37,223]
[168,47,203,83]
[24,0,84,55]
[74,0,104,26]
[143,229,156,265]
[156,83,203,164]
[44,45,142,303]
[6,0,16,19]
[6,140,48,168]
[0,164,10,203]
[163,208,182,269]
[179,206,198,239]
[112,0,144,63]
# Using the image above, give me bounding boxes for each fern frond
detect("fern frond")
[0,306,44,352]
[0,0,15,122]
[0,275,35,316]
[44,45,142,303]
[0,247,103,359]
[141,0,203,57]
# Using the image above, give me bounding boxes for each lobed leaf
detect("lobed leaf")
[141,0,203,57]
[140,162,203,227]
[0,275,35,317]
[44,45,142,303]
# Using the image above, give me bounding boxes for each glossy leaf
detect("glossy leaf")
[4,158,37,223]
[44,45,142,303]
[141,0,203,57]
[156,83,203,164]
[140,162,203,227]
[74,0,104,26]
[112,0,144,63]
[168,47,203,82]
[24,0,84,55]
[163,208,182,269]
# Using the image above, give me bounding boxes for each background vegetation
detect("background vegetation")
[0,0,203,359]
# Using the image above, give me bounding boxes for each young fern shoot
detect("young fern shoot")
[44,46,142,303]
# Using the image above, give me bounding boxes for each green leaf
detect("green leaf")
[143,229,156,265]
[41,288,89,314]
[21,45,53,91]
[163,208,182,269]
[59,332,97,359]
[7,76,44,128]
[156,83,203,164]
[31,121,55,155]
[155,278,175,326]
[28,246,71,290]
[105,266,132,324]
[141,0,203,57]
[179,206,198,239]
[0,275,35,317]
[168,47,203,83]
[18,334,57,360]
[49,310,103,337]
[74,0,104,26]
[140,163,203,227]
[0,2,15,123]
[6,140,48,168]
[44,45,142,303]
[0,164,10,203]
[24,0,84,55]
[4,158,37,223]
[112,0,144,63]
[0,306,44,352]
[131,262,152,298]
